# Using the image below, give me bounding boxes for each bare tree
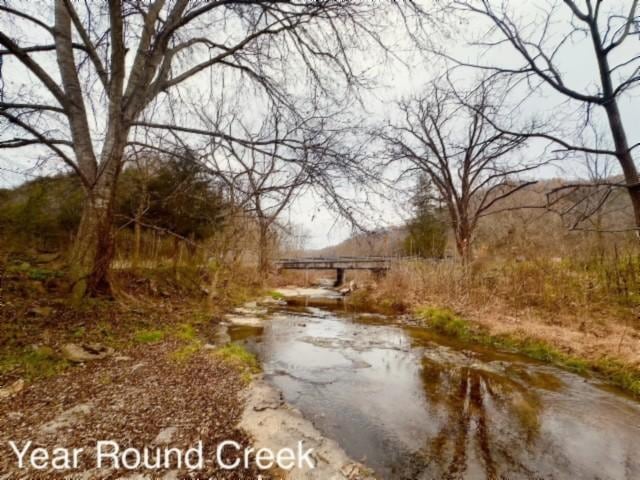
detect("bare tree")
[446,0,640,234]
[0,0,408,299]
[129,86,382,268]
[206,112,311,277]
[379,81,539,262]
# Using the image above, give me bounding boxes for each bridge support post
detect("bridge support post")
[334,268,345,287]
[372,268,386,281]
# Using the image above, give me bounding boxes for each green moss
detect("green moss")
[592,358,640,396]
[214,343,260,375]
[266,290,285,300]
[169,343,202,363]
[72,326,86,338]
[175,323,197,342]
[27,268,61,281]
[518,339,562,363]
[0,346,68,380]
[6,262,63,281]
[133,329,166,343]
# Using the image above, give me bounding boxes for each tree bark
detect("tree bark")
[69,131,126,300]
[590,23,640,233]
[454,217,473,265]
[258,224,270,279]
[69,182,117,301]
[603,101,640,233]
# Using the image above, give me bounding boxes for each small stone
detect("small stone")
[152,427,177,445]
[351,360,371,369]
[6,412,23,421]
[131,363,145,373]
[0,379,24,400]
[61,343,114,362]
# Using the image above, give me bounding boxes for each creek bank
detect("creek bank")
[407,306,640,397]
[0,340,258,479]
[241,379,374,480]
[338,281,640,397]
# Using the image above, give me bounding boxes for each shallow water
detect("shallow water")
[229,300,640,479]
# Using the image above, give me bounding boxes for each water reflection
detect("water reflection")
[419,357,544,478]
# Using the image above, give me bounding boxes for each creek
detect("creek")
[228,292,640,479]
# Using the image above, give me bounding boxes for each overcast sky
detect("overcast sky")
[1,1,638,250]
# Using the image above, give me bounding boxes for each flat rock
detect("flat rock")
[258,296,287,306]
[274,287,342,299]
[0,379,24,400]
[62,343,114,362]
[234,302,268,315]
[241,379,374,479]
[253,386,284,412]
[39,403,92,435]
[225,315,263,327]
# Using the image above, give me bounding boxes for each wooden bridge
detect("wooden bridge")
[275,256,396,287]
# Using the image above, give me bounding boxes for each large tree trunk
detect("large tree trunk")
[69,182,118,301]
[603,101,640,234]
[454,217,473,265]
[69,132,126,300]
[591,25,640,234]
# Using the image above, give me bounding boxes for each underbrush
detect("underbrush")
[0,253,260,383]
[365,252,640,320]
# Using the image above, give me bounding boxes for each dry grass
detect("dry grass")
[358,254,640,369]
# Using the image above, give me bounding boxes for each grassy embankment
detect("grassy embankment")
[346,255,640,396]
